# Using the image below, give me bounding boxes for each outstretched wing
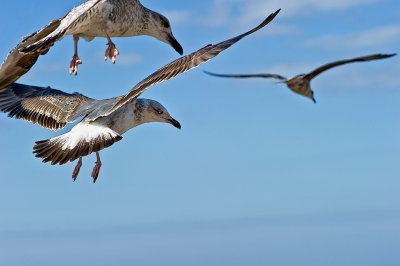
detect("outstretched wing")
[0,19,61,91]
[89,9,280,120]
[20,0,102,54]
[0,0,102,91]
[304,53,397,81]
[0,83,96,131]
[204,70,286,80]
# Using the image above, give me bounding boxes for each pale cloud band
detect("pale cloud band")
[204,0,380,27]
[304,25,400,50]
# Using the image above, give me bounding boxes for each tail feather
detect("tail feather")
[33,123,123,165]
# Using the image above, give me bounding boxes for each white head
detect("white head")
[135,99,181,129]
[145,11,183,55]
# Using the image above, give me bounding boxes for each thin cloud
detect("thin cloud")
[304,25,400,50]
[202,0,380,28]
[319,59,400,89]
[162,10,191,26]
[116,52,142,66]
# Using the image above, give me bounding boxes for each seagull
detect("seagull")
[204,53,397,103]
[1,0,183,83]
[0,10,280,182]
[21,0,184,74]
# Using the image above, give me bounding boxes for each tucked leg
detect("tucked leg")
[102,28,119,63]
[91,152,102,183]
[70,35,82,75]
[72,157,83,182]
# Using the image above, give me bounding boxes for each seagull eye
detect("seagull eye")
[160,17,170,28]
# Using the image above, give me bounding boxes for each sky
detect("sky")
[0,0,399,265]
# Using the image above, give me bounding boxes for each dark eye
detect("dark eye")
[160,17,170,28]
[157,109,164,115]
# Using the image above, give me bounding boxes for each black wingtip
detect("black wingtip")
[203,70,223,78]
[265,8,281,25]
[271,9,282,20]
[374,53,397,59]
[386,53,397,58]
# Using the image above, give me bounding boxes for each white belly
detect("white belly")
[67,0,146,40]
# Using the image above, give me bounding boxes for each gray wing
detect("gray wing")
[0,83,97,131]
[304,53,397,81]
[20,0,102,54]
[203,70,286,80]
[0,0,102,91]
[88,9,280,120]
[0,19,61,91]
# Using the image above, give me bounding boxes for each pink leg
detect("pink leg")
[102,28,119,64]
[70,35,82,75]
[91,152,102,183]
[72,157,83,182]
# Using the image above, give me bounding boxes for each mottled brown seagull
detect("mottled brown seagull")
[204,54,396,103]
[0,10,280,182]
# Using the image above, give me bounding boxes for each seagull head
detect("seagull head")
[146,12,184,55]
[142,99,181,129]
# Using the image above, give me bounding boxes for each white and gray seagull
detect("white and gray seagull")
[0,10,280,183]
[21,0,184,74]
[0,0,183,89]
[204,53,396,103]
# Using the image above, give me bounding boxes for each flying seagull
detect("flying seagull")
[204,53,396,103]
[0,0,183,85]
[0,9,280,182]
[21,0,183,74]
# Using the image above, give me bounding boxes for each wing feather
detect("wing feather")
[304,53,397,81]
[0,83,95,131]
[0,19,61,90]
[203,70,286,80]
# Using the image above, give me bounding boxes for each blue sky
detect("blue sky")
[0,0,399,265]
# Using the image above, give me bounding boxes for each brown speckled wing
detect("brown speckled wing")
[0,83,94,131]
[304,53,397,81]
[203,71,286,80]
[0,19,61,90]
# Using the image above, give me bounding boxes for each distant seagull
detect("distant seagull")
[204,54,397,103]
[0,10,280,182]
